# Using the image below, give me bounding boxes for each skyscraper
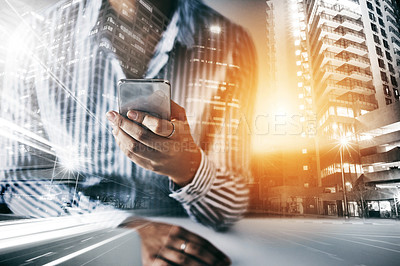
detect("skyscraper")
[301,0,400,216]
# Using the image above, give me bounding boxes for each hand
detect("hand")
[120,219,231,266]
[106,101,201,186]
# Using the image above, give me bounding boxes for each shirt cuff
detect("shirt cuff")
[168,149,216,206]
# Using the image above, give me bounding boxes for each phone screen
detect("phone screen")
[118,79,171,121]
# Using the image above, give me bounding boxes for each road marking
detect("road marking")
[42,230,133,266]
[279,237,342,261]
[322,232,400,239]
[270,231,343,261]
[280,231,332,246]
[80,233,135,266]
[25,252,54,262]
[81,237,94,242]
[354,237,400,247]
[284,229,400,239]
[64,245,75,250]
[318,234,400,254]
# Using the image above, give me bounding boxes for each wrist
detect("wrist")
[171,146,202,187]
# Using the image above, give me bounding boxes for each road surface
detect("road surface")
[0,217,399,265]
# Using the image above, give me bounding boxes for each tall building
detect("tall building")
[265,0,277,90]
[0,0,172,209]
[302,0,400,216]
[360,0,400,107]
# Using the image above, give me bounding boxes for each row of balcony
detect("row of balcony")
[319,24,365,43]
[318,0,361,20]
[324,80,375,97]
[317,79,375,99]
[317,12,363,31]
[389,26,400,42]
[316,95,378,114]
[309,11,363,41]
[318,50,370,68]
[314,63,373,86]
[384,5,397,21]
[311,37,368,62]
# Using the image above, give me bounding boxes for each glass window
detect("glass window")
[375,0,380,6]
[373,34,381,44]
[348,108,354,117]
[383,84,391,96]
[376,46,383,56]
[388,63,395,74]
[381,28,387,38]
[381,71,388,82]
[376,7,382,16]
[386,98,392,105]
[371,23,378,32]
[394,88,399,100]
[367,1,374,10]
[378,17,384,27]
[378,58,386,69]
[336,106,353,117]
[391,75,398,87]
[386,51,393,61]
[383,39,389,49]
[369,11,376,21]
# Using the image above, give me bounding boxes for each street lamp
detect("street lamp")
[339,137,349,219]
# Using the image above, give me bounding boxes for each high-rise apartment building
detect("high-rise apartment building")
[305,0,376,190]
[360,0,400,107]
[301,0,400,216]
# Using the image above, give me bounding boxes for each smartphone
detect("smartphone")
[117,79,171,121]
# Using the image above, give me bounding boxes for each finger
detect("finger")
[152,257,170,266]
[108,111,167,151]
[157,247,203,266]
[168,237,220,265]
[112,126,160,165]
[127,110,174,138]
[171,227,229,261]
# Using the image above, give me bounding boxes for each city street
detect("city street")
[0,217,399,265]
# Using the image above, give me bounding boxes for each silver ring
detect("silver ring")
[180,240,187,252]
[166,122,175,138]
[180,241,187,252]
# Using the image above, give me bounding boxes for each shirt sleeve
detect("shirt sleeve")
[169,150,249,231]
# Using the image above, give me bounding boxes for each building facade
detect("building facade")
[301,0,400,216]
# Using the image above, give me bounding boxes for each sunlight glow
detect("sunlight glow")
[340,137,349,146]
[210,25,221,34]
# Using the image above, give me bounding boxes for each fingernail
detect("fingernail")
[127,110,138,120]
[106,111,116,123]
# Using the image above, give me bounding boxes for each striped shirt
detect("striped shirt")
[0,0,257,230]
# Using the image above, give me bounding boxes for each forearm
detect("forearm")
[169,150,249,231]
